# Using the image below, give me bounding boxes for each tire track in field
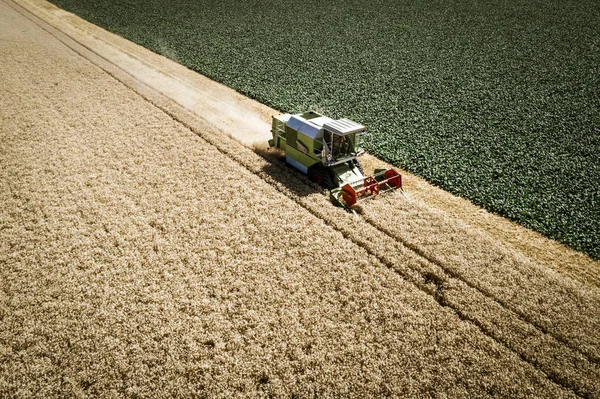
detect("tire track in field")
[8,1,598,396]
[361,210,600,361]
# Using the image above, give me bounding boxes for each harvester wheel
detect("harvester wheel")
[309,165,335,189]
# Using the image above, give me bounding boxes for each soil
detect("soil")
[1,0,599,397]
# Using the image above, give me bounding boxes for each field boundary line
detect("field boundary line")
[6,0,598,396]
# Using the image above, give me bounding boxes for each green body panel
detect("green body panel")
[331,163,363,186]
[283,126,322,166]
[285,145,319,170]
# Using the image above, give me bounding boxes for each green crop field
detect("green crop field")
[49,0,600,259]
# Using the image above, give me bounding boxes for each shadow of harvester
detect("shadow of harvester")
[253,147,327,200]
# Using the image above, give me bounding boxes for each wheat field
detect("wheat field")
[1,0,599,397]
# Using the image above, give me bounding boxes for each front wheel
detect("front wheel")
[308,164,335,189]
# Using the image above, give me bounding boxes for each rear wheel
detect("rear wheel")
[309,164,335,189]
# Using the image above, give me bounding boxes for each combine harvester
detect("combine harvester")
[269,111,404,208]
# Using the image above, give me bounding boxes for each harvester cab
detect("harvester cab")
[269,111,404,208]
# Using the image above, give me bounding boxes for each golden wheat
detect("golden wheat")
[1,2,596,398]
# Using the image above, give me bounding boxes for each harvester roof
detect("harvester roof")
[323,118,366,136]
[287,115,326,139]
[287,114,366,139]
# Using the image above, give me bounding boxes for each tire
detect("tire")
[309,164,335,189]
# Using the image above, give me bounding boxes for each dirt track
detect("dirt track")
[1,0,600,397]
